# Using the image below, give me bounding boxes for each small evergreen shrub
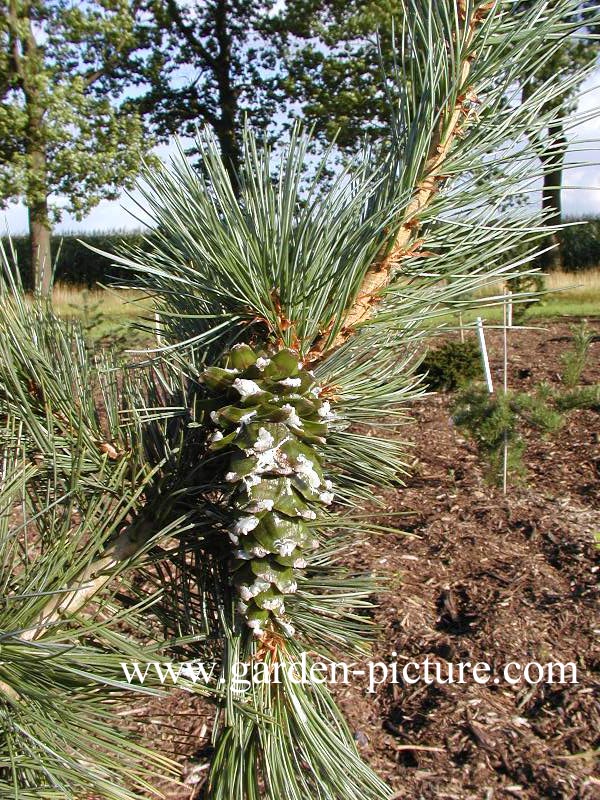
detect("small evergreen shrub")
[514,388,564,433]
[560,320,593,388]
[556,385,600,412]
[453,388,528,483]
[418,339,482,391]
[453,385,567,484]
[454,327,599,485]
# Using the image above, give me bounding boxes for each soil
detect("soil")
[128,320,600,800]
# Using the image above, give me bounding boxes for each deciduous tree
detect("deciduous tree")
[272,0,396,149]
[517,0,598,268]
[0,0,150,292]
[138,0,279,189]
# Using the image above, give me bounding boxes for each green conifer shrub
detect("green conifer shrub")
[418,339,482,391]
[561,320,594,388]
[453,321,599,486]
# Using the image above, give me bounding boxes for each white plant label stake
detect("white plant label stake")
[154,310,162,346]
[476,316,494,394]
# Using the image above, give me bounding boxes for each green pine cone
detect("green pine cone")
[201,344,335,637]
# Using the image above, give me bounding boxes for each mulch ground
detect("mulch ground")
[132,319,600,800]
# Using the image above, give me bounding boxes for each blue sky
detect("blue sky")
[2,74,599,235]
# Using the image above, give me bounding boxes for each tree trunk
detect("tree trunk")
[20,6,53,295]
[217,119,241,191]
[214,0,241,193]
[538,147,564,272]
[537,115,566,272]
[542,162,563,228]
[521,81,566,272]
[538,176,562,272]
[28,192,52,295]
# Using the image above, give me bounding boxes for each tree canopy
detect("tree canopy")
[272,0,397,150]
[0,0,151,290]
[274,0,598,155]
[137,0,280,187]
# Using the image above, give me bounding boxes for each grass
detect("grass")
[534,269,600,318]
[473,269,600,320]
[50,284,149,345]
[52,284,142,319]
[544,268,600,293]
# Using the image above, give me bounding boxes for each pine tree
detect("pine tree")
[274,1,598,266]
[1,2,597,798]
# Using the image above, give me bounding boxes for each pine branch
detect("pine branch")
[0,413,183,797]
[19,516,156,642]
[313,3,490,358]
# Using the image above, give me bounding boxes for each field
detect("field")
[101,316,598,800]
[50,284,147,344]
[473,270,600,320]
